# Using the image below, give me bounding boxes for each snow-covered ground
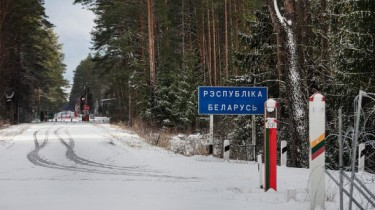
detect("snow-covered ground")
[0,122,373,210]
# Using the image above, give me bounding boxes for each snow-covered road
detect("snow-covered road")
[0,123,371,210]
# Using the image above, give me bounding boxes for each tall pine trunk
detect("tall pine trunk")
[207,4,213,86]
[212,2,217,86]
[224,0,229,81]
[269,0,308,167]
[147,0,156,114]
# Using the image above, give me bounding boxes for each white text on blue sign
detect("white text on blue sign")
[198,87,267,115]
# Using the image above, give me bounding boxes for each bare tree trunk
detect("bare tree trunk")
[0,0,10,50]
[224,0,229,81]
[198,3,207,83]
[140,12,146,72]
[120,86,127,118]
[229,0,237,77]
[0,0,11,93]
[147,0,156,111]
[212,2,217,86]
[233,0,239,76]
[319,0,330,81]
[181,0,185,65]
[267,3,283,89]
[269,0,308,167]
[207,5,213,86]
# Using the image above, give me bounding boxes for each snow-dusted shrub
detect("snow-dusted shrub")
[169,133,211,156]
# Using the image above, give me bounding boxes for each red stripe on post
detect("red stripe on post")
[312,146,325,160]
[269,128,277,191]
[309,93,325,101]
[265,128,270,191]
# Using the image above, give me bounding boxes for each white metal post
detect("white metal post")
[281,140,287,166]
[309,93,326,210]
[257,154,263,189]
[349,90,365,210]
[223,140,230,161]
[286,188,297,202]
[252,115,256,161]
[358,143,365,173]
[338,108,343,210]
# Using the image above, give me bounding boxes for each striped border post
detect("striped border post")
[264,99,277,192]
[281,140,287,167]
[309,93,325,210]
[223,140,230,161]
[258,154,263,189]
[358,143,365,173]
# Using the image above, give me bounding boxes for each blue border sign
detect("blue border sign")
[198,86,267,115]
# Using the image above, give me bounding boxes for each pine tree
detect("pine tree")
[0,0,67,123]
[171,49,201,130]
[231,5,277,160]
[331,0,375,109]
[234,5,277,94]
[325,0,375,170]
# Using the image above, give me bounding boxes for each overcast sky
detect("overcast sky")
[44,0,95,93]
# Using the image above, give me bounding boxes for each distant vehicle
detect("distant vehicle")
[54,111,76,121]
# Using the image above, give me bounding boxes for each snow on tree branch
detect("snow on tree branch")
[273,0,292,27]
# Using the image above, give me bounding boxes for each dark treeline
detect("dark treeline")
[0,0,68,123]
[69,0,373,168]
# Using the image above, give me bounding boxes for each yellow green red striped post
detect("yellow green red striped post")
[309,93,325,210]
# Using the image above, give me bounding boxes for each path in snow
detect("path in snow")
[0,122,372,210]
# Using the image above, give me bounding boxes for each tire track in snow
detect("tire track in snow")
[27,127,75,171]
[27,127,152,176]
[55,127,162,174]
[27,126,196,181]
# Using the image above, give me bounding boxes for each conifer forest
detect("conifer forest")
[0,0,374,169]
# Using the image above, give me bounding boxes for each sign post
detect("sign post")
[209,115,214,154]
[198,86,268,185]
[252,115,256,161]
[309,93,325,210]
[264,99,277,191]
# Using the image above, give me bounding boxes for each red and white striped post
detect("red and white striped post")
[258,154,263,189]
[280,140,287,167]
[223,140,230,161]
[264,99,277,192]
[358,143,365,173]
[309,93,326,210]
